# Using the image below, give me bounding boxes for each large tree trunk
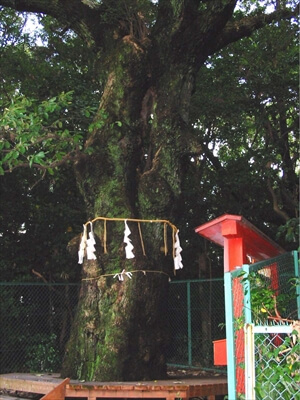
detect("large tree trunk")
[59,1,276,381]
[61,35,193,380]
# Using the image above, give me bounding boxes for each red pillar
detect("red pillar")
[221,219,248,273]
[221,219,248,393]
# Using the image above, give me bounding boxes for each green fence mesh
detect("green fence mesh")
[0,283,80,373]
[0,279,225,374]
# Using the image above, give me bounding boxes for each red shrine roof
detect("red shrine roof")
[195,214,285,261]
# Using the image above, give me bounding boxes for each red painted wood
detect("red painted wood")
[195,214,284,267]
[41,378,69,400]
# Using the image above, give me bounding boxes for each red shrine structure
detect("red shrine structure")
[195,214,284,272]
[195,214,285,395]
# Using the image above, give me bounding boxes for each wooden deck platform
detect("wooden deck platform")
[0,373,227,400]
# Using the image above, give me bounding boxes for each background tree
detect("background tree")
[181,10,299,278]
[0,0,298,381]
[0,9,94,282]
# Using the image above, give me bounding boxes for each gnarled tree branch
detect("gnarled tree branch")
[214,4,299,53]
[0,0,106,47]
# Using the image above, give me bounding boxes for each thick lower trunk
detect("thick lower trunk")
[61,261,170,381]
[61,211,177,380]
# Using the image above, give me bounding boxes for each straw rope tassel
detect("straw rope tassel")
[172,229,176,259]
[138,222,146,256]
[164,223,168,256]
[172,228,177,275]
[103,219,108,254]
[82,217,180,263]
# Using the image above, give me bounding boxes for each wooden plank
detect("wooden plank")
[0,395,32,400]
[0,374,61,395]
[0,373,227,400]
[66,378,227,399]
[41,378,69,400]
[66,386,189,399]
[188,382,227,397]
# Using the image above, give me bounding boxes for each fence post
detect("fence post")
[244,323,255,400]
[293,250,300,320]
[242,264,251,324]
[224,271,236,400]
[187,281,192,366]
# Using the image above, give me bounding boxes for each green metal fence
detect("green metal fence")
[0,278,225,374]
[167,278,225,370]
[225,250,299,399]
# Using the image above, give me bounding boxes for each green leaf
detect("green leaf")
[3,152,14,162]
[12,151,19,159]
[73,134,83,144]
[35,151,45,159]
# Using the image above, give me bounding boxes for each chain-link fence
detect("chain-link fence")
[167,278,225,369]
[0,283,80,374]
[0,278,225,374]
[245,322,300,400]
[225,250,299,399]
